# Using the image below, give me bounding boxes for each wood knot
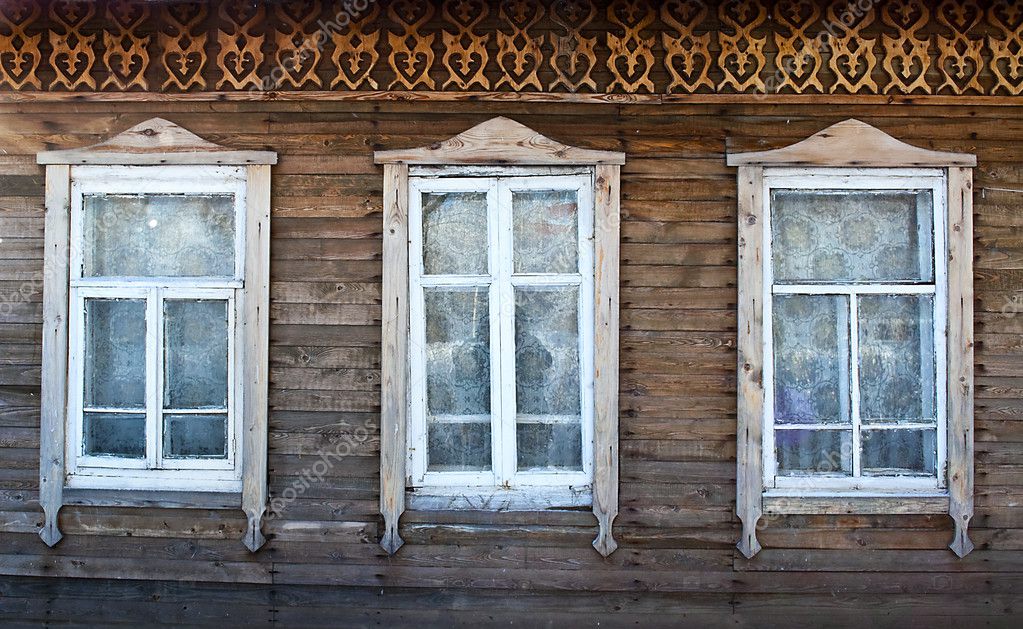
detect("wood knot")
[141,128,157,137]
[746,215,757,226]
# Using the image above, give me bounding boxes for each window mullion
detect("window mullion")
[146,288,161,470]
[849,293,862,479]
[494,180,518,486]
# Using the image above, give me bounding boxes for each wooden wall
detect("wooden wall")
[1,99,1021,625]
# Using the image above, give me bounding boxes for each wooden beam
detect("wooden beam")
[726,119,977,167]
[4,91,1023,107]
[379,162,410,555]
[38,164,71,548]
[735,165,765,559]
[592,164,621,558]
[947,166,975,558]
[241,164,272,552]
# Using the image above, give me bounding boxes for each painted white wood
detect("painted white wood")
[407,174,594,496]
[761,170,948,495]
[37,127,275,552]
[63,168,247,491]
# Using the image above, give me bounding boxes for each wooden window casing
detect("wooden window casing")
[727,119,977,559]
[374,117,625,556]
[36,119,276,551]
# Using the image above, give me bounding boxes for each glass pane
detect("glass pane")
[424,287,491,472]
[83,194,235,277]
[861,429,936,476]
[771,190,934,283]
[773,295,849,424]
[427,422,492,472]
[164,413,228,459]
[775,429,852,476]
[84,412,145,458]
[164,300,229,409]
[84,298,146,409]
[517,422,582,471]
[515,287,581,417]
[515,287,582,470]
[858,295,936,424]
[513,190,579,274]
[422,192,488,275]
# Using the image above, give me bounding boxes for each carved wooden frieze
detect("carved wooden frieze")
[827,0,879,94]
[772,0,824,94]
[159,2,208,91]
[606,0,655,93]
[49,0,96,90]
[881,0,931,94]
[330,3,380,90]
[717,0,768,92]
[988,0,1023,96]
[936,0,984,95]
[548,0,597,92]
[387,0,434,90]
[661,0,713,94]
[216,0,265,90]
[273,0,323,89]
[0,0,41,90]
[101,0,151,91]
[2,0,1023,97]
[496,0,544,91]
[441,0,490,90]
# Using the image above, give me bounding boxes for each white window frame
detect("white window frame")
[37,117,276,551]
[761,168,948,495]
[728,119,976,559]
[63,166,246,492]
[406,174,595,501]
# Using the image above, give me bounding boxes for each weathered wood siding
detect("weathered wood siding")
[1,101,1021,624]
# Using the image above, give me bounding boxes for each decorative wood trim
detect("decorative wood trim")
[379,162,409,555]
[377,118,622,556]
[38,164,71,548]
[726,119,977,167]
[947,166,975,558]
[36,126,276,551]
[735,164,764,560]
[374,116,625,165]
[592,163,620,557]
[241,164,272,553]
[764,495,949,515]
[732,126,976,558]
[37,117,277,165]
[3,1,1023,96]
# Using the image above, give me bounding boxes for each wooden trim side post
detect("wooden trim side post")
[380,162,410,554]
[735,165,765,559]
[592,164,621,557]
[947,166,975,558]
[39,164,71,547]
[241,164,271,552]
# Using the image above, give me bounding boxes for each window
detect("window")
[764,171,947,492]
[66,167,244,491]
[728,119,976,558]
[37,118,275,551]
[374,117,624,556]
[407,175,594,503]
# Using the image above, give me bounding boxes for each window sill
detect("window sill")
[63,488,242,510]
[763,492,949,515]
[406,485,592,512]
